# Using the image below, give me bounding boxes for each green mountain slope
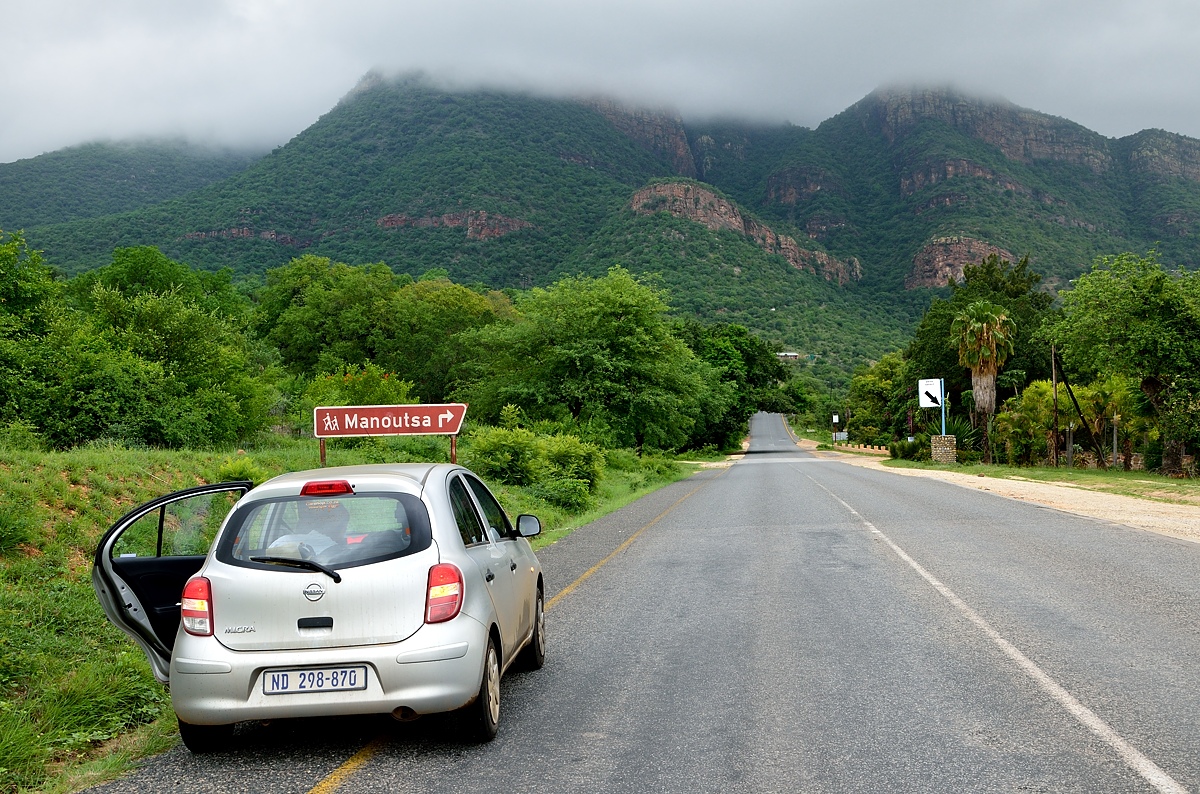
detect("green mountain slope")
[0,140,262,230]
[561,207,919,370]
[27,74,679,282]
[690,88,1200,293]
[15,79,1200,376]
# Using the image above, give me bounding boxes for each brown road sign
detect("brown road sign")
[314,404,468,438]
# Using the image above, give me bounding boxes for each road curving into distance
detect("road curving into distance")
[90,413,1200,793]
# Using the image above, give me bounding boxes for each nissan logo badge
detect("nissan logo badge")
[303,582,326,602]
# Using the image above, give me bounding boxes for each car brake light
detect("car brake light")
[181,577,214,636]
[300,480,354,496]
[425,563,463,623]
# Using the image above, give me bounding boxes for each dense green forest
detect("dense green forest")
[0,140,262,230]
[10,77,1200,381]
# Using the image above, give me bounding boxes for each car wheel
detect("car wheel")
[520,588,545,670]
[178,718,234,753]
[468,639,500,742]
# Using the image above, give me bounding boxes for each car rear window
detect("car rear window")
[217,492,432,571]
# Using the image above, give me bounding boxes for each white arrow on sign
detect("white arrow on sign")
[438,409,454,428]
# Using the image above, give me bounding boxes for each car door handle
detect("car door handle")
[485,570,495,582]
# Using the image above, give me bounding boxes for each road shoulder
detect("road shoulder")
[807,442,1200,545]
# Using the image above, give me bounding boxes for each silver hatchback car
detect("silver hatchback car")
[92,463,545,752]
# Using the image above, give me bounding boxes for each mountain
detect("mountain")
[690,87,1200,293]
[0,140,263,230]
[13,76,1200,372]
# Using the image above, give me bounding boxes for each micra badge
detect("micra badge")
[303,583,326,602]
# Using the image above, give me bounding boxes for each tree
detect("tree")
[846,351,907,443]
[673,320,787,449]
[0,229,57,335]
[904,255,1053,424]
[252,255,401,375]
[372,278,513,403]
[1049,251,1200,474]
[950,301,1016,463]
[456,267,716,450]
[69,246,248,322]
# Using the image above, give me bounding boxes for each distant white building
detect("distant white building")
[776,352,800,361]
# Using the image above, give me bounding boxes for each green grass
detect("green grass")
[0,434,704,793]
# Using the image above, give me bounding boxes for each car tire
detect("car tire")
[519,588,545,671]
[178,719,234,753]
[467,638,500,742]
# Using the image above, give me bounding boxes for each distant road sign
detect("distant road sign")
[918,379,942,408]
[314,404,467,438]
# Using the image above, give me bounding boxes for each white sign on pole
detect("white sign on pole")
[917,379,942,408]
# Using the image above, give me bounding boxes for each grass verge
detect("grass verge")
[0,435,703,793]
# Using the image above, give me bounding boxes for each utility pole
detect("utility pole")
[1112,414,1120,469]
[1051,344,1059,467]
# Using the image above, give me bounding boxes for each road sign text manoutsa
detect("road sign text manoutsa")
[314,404,467,438]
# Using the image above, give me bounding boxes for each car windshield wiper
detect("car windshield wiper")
[249,556,342,583]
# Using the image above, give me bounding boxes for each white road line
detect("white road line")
[807,475,1189,794]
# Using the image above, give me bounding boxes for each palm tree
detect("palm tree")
[950,301,1016,464]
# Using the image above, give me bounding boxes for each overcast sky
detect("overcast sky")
[4,0,1200,164]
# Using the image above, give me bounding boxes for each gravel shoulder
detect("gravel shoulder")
[798,440,1200,545]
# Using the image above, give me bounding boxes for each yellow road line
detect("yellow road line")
[306,468,721,792]
[307,736,388,794]
[547,472,721,611]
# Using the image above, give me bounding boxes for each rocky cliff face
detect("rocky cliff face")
[900,158,1025,197]
[1122,129,1200,182]
[376,211,533,240]
[906,236,1014,288]
[181,227,305,247]
[765,166,846,204]
[583,98,698,178]
[631,182,861,284]
[862,88,1113,174]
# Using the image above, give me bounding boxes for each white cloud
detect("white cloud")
[3,0,1200,163]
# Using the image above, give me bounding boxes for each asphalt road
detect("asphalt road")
[92,413,1200,793]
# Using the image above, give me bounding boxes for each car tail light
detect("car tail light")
[301,480,354,496]
[425,563,463,623]
[181,577,214,636]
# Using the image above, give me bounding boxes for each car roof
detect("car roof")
[246,462,459,501]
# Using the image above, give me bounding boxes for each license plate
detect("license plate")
[263,666,368,695]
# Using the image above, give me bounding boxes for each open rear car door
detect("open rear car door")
[92,482,251,682]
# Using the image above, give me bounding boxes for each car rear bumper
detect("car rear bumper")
[169,616,489,725]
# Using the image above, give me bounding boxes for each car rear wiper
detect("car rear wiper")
[249,556,342,583]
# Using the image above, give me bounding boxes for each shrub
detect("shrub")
[0,421,45,451]
[215,454,269,486]
[540,434,604,491]
[464,426,543,485]
[888,439,923,460]
[531,477,593,511]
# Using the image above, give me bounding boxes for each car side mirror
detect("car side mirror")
[516,514,541,538]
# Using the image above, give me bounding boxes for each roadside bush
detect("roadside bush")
[464,426,544,486]
[540,434,604,491]
[0,421,45,451]
[531,477,593,511]
[215,454,269,486]
[889,438,926,461]
[602,448,641,472]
